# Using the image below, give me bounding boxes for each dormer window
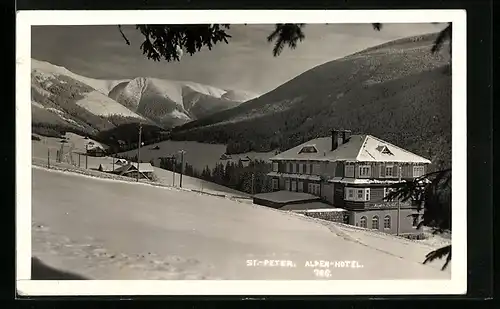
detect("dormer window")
[298,145,318,154]
[376,145,394,155]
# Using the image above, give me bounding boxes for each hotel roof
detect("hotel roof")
[270,135,431,164]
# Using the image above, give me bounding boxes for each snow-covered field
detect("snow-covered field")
[31,135,249,198]
[31,167,451,280]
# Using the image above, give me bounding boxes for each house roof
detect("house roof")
[253,190,320,203]
[87,144,105,151]
[114,162,154,174]
[98,163,115,172]
[279,202,335,211]
[270,135,431,164]
[131,162,154,172]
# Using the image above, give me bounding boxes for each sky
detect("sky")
[31,23,446,95]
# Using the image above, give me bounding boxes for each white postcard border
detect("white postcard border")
[16,9,467,296]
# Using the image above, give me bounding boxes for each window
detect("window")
[310,184,320,196]
[286,163,291,173]
[384,215,391,229]
[372,216,379,229]
[385,166,394,177]
[285,179,290,191]
[302,164,306,174]
[295,163,299,174]
[272,179,279,190]
[305,164,310,174]
[298,163,303,174]
[272,162,278,172]
[359,165,371,177]
[413,166,425,178]
[345,188,371,201]
[313,164,320,175]
[345,165,355,178]
[357,189,364,200]
[298,145,318,154]
[360,216,367,228]
[309,164,314,175]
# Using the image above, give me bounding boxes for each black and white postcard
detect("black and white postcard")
[16,10,467,296]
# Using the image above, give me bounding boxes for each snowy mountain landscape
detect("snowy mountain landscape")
[31,58,258,136]
[26,23,455,287]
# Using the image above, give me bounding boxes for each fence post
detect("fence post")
[47,148,50,168]
[78,153,81,167]
[85,154,88,169]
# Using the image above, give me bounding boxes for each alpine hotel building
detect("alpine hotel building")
[266,129,431,234]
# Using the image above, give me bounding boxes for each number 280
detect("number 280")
[313,269,331,278]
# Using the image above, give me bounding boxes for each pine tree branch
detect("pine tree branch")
[118,25,130,46]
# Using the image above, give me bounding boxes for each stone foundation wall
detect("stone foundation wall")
[299,211,346,223]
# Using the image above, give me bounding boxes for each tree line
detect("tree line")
[158,157,273,195]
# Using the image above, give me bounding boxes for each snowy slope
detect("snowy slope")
[32,59,127,94]
[75,91,146,119]
[31,60,145,134]
[108,77,259,126]
[32,167,451,280]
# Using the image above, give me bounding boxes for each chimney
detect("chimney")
[342,130,352,143]
[331,129,352,151]
[331,130,339,151]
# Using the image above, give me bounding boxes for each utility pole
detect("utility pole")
[85,144,88,169]
[172,156,176,186]
[396,164,402,236]
[47,148,50,168]
[251,172,255,195]
[179,150,185,188]
[136,122,142,182]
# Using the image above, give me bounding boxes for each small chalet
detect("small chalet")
[220,153,232,160]
[86,144,106,157]
[115,159,128,165]
[263,129,432,235]
[113,162,155,180]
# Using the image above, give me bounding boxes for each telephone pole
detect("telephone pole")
[179,150,185,188]
[85,144,89,169]
[136,122,142,182]
[396,164,402,236]
[172,156,176,186]
[251,172,255,195]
